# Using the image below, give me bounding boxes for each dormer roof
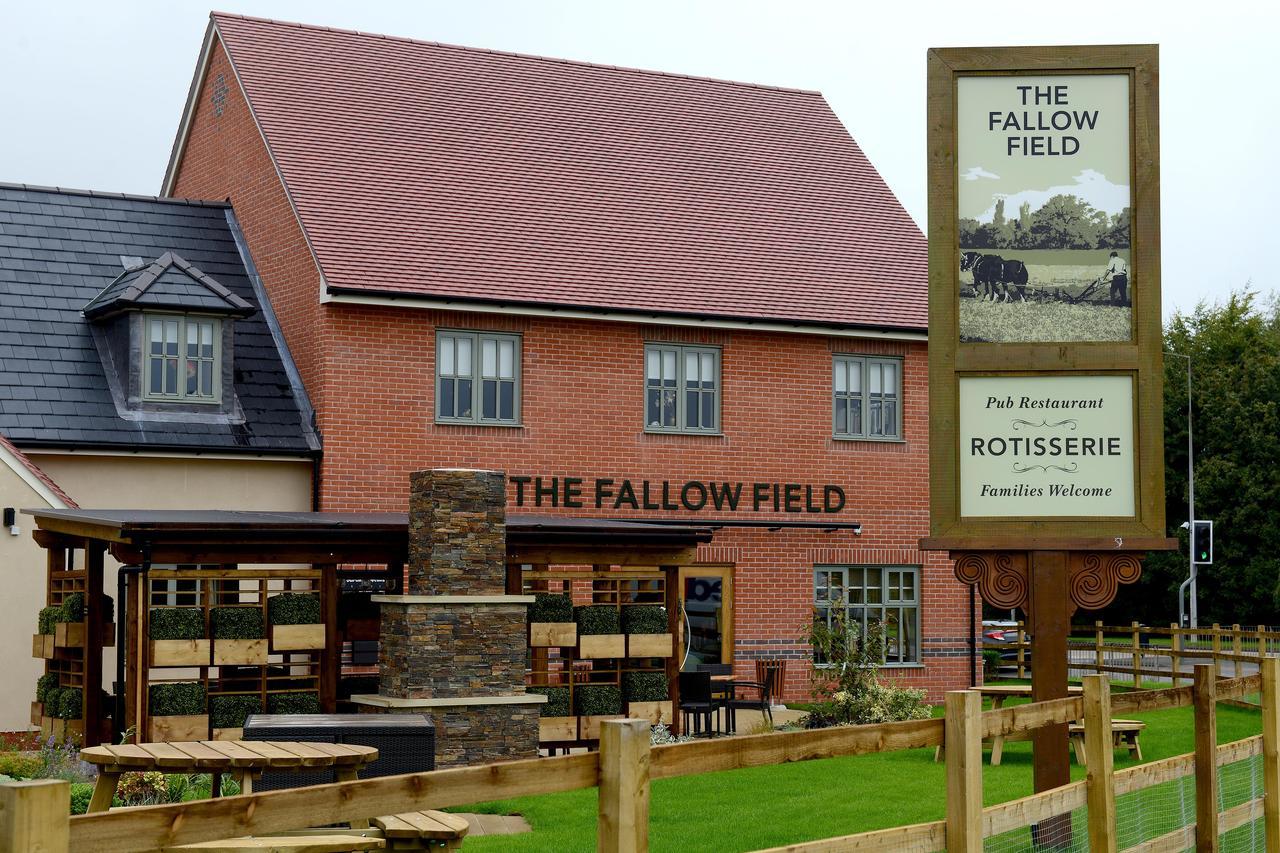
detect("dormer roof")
[83,252,255,321]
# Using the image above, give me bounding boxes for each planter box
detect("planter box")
[581,714,626,740]
[213,638,268,665]
[53,622,116,649]
[148,714,209,742]
[537,717,578,742]
[271,623,326,651]
[150,639,211,667]
[578,634,625,659]
[30,702,43,727]
[530,622,577,648]
[40,716,54,737]
[625,700,674,725]
[50,718,66,741]
[626,633,674,658]
[212,727,244,741]
[63,719,85,741]
[31,634,53,659]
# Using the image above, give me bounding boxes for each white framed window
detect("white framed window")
[645,344,720,433]
[833,355,902,440]
[813,565,920,665]
[436,331,521,425]
[144,314,221,403]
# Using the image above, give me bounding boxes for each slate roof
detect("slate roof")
[176,13,927,332]
[0,183,319,454]
[83,252,255,320]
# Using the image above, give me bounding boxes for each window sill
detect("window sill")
[434,420,524,429]
[831,435,906,444]
[813,661,924,670]
[643,429,724,437]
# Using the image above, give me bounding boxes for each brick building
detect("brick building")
[162,13,970,700]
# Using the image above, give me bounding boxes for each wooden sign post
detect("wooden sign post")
[925,45,1176,836]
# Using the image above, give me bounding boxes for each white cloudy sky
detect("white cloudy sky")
[1,0,1275,319]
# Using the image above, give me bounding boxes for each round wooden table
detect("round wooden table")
[80,739,379,814]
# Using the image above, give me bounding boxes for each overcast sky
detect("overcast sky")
[1,0,1274,318]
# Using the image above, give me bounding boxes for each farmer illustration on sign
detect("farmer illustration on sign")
[1101,251,1128,306]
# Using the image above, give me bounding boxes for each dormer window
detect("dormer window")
[145,314,222,403]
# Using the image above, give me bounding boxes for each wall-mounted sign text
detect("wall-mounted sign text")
[509,476,846,514]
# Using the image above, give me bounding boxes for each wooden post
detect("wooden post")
[319,563,338,712]
[1017,622,1026,680]
[1193,664,1219,853]
[1096,620,1105,677]
[1212,624,1222,678]
[1232,624,1242,679]
[1260,626,1269,659]
[945,690,982,853]
[1131,620,1141,688]
[597,718,650,853]
[662,566,681,736]
[1083,675,1117,853]
[0,779,70,853]
[1171,623,1183,688]
[1030,552,1071,799]
[1262,656,1280,853]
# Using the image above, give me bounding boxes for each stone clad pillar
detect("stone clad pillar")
[352,469,542,767]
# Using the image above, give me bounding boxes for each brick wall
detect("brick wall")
[170,36,974,702]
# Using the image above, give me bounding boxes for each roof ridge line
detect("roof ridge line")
[0,181,230,209]
[208,10,824,97]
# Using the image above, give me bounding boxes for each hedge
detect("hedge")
[268,593,321,625]
[529,686,570,717]
[528,593,573,623]
[149,608,205,640]
[36,672,59,704]
[267,692,321,714]
[60,592,85,623]
[622,671,669,702]
[149,682,206,717]
[37,606,61,635]
[574,684,622,716]
[0,753,43,779]
[209,694,262,729]
[43,687,65,718]
[574,605,620,636]
[622,605,668,634]
[211,607,264,640]
[56,687,82,720]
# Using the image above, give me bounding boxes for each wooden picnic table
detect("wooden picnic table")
[80,740,379,814]
[935,684,1084,765]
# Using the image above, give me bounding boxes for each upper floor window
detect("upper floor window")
[436,331,521,425]
[645,344,720,434]
[833,355,901,440]
[144,314,221,403]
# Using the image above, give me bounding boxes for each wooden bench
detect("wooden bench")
[249,812,468,852]
[1069,719,1146,765]
[169,835,385,852]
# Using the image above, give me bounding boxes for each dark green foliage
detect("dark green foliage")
[574,684,622,716]
[268,593,321,625]
[209,694,262,729]
[529,593,573,623]
[149,608,205,640]
[36,672,59,704]
[982,649,1002,675]
[37,606,61,634]
[59,593,85,623]
[43,687,65,717]
[210,607,264,640]
[267,692,321,714]
[574,605,620,636]
[622,605,667,635]
[149,682,206,717]
[56,688,82,720]
[621,671,668,702]
[70,782,94,814]
[529,686,570,717]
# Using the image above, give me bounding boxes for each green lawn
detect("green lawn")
[455,700,1262,852]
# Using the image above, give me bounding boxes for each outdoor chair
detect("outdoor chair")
[725,679,773,732]
[678,671,716,736]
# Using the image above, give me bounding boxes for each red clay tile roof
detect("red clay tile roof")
[207,13,926,331]
[0,435,77,508]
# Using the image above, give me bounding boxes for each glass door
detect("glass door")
[678,565,733,671]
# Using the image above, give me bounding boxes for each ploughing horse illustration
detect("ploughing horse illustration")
[960,251,1029,302]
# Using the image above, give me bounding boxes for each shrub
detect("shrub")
[622,605,667,634]
[37,606,61,635]
[59,592,85,623]
[621,671,669,702]
[267,692,321,714]
[36,672,59,704]
[982,649,1002,675]
[268,593,321,625]
[209,695,262,729]
[528,593,573,623]
[44,687,65,717]
[149,682,206,717]
[574,605,620,636]
[116,771,168,805]
[529,686,570,717]
[70,782,94,815]
[149,608,205,641]
[649,723,693,745]
[0,753,43,779]
[56,688,82,720]
[574,684,622,716]
[210,607,264,640]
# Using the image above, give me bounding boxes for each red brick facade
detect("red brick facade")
[172,38,972,702]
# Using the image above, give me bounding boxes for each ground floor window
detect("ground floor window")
[813,565,920,665]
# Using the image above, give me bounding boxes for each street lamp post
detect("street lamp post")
[1168,351,1196,629]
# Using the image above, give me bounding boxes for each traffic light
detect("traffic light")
[1192,520,1213,565]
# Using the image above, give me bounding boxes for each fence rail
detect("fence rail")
[3,662,1280,852]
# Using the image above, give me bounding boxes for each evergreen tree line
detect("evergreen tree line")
[960,194,1130,251]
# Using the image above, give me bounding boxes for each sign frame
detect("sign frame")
[925,45,1168,549]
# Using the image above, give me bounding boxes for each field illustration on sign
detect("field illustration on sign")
[957,74,1132,343]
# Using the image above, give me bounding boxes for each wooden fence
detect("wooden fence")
[4,661,1280,852]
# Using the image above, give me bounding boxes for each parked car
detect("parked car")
[982,620,1030,669]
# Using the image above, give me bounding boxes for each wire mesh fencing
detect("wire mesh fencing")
[983,804,1090,853]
